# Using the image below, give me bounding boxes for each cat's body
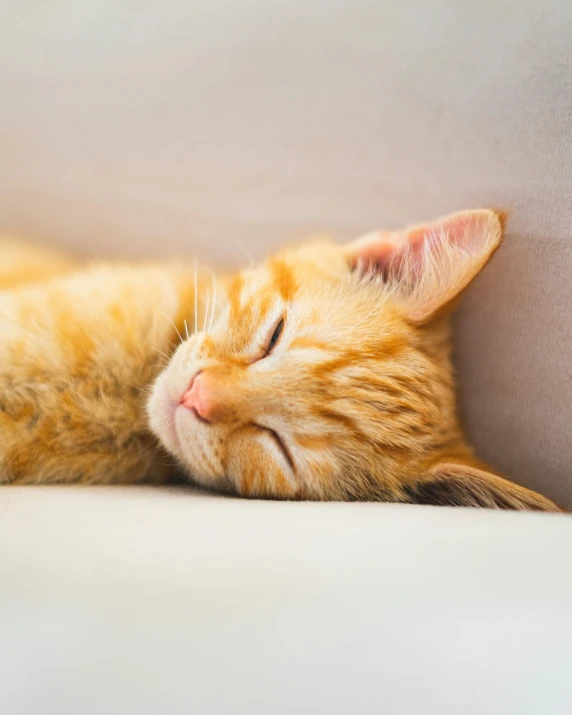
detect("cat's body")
[0,245,217,484]
[0,213,562,511]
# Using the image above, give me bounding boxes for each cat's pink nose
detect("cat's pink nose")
[180,372,213,422]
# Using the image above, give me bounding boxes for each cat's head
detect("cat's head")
[148,209,559,511]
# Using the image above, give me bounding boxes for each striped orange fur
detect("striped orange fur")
[0,212,562,511]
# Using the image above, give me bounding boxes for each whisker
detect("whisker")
[203,288,211,332]
[206,267,217,331]
[184,319,190,340]
[152,361,169,371]
[162,312,183,345]
[193,259,199,335]
[153,347,172,361]
[229,235,255,266]
[155,455,181,469]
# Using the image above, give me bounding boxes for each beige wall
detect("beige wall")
[1,1,571,504]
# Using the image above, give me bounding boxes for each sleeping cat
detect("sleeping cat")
[0,209,561,511]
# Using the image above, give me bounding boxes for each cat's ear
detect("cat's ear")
[403,461,561,512]
[343,209,505,322]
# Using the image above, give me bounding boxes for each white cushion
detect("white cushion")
[1,488,571,714]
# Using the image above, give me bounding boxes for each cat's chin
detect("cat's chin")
[147,371,184,458]
[148,368,222,487]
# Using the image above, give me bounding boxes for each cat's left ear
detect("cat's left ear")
[343,209,505,322]
[403,461,562,512]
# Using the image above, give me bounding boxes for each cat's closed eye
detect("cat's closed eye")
[265,317,284,356]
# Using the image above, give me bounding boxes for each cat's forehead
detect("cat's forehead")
[236,240,347,298]
[276,239,348,277]
[222,250,400,341]
[227,259,296,316]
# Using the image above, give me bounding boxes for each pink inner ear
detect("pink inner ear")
[428,213,485,255]
[349,231,401,274]
[351,211,494,278]
[350,229,424,278]
[352,235,397,272]
[403,213,485,264]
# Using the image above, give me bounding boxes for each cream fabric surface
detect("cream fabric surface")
[0,2,571,504]
[1,487,571,715]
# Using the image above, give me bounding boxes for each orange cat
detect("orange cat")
[0,211,561,511]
